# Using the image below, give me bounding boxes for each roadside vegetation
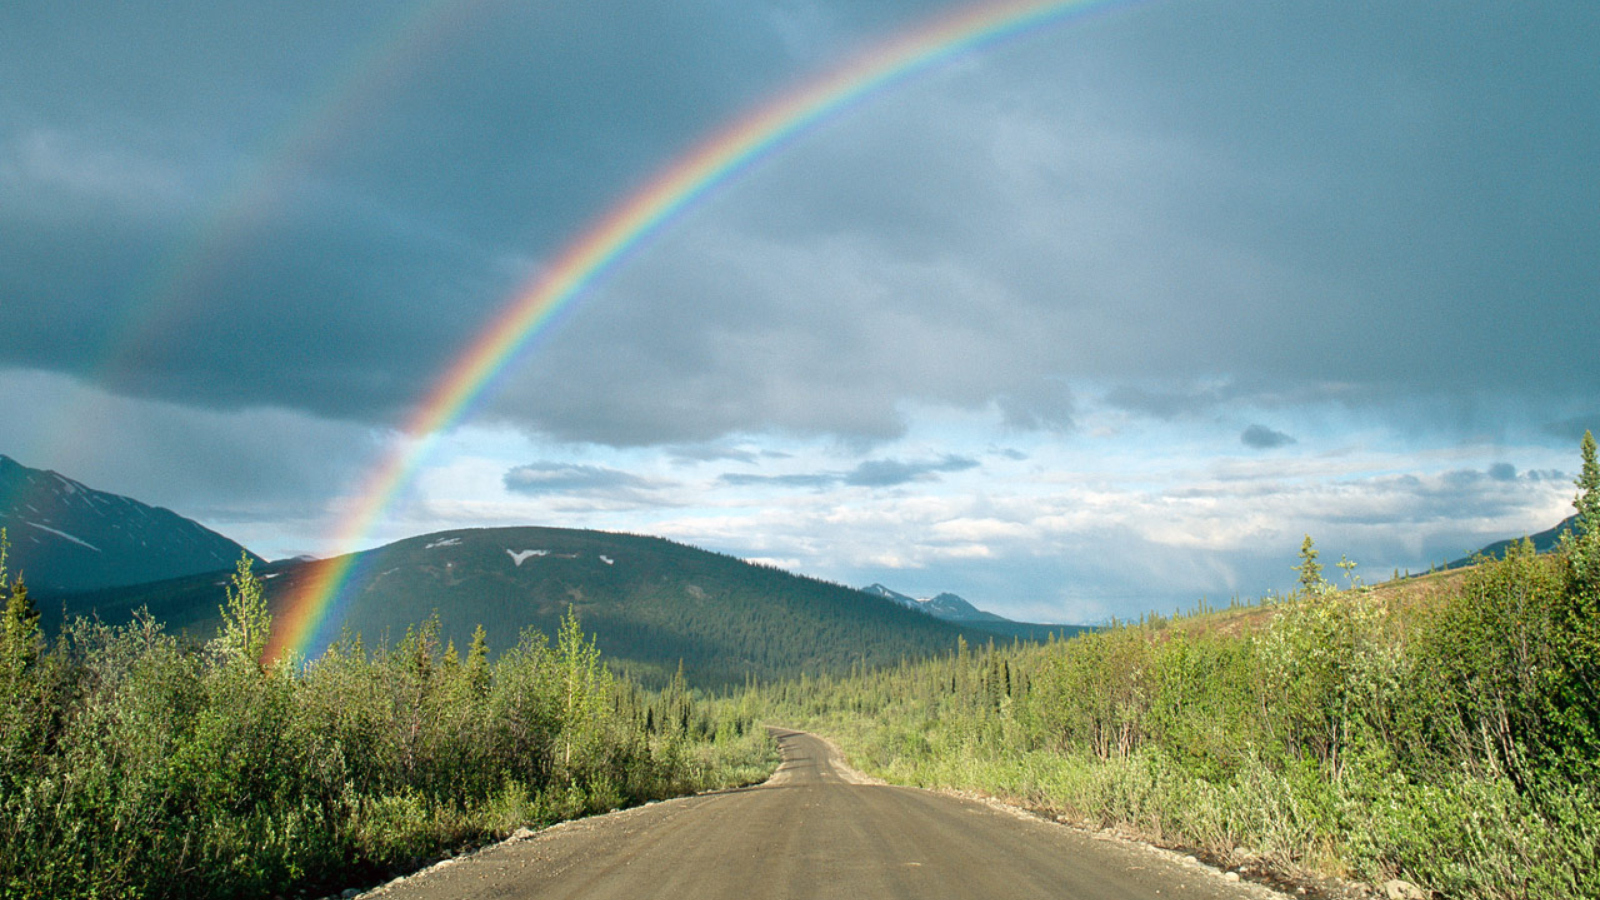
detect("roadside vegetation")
[0,552,774,900]
[4,434,1596,899]
[767,435,1600,900]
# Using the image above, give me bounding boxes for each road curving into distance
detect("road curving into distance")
[366,728,1284,900]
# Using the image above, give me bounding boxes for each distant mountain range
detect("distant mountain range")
[860,583,1085,642]
[863,584,1006,621]
[38,450,1581,686]
[54,524,1078,686]
[0,455,258,593]
[8,454,1088,685]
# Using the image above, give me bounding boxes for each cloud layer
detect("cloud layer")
[1,1,1594,618]
[4,2,1595,447]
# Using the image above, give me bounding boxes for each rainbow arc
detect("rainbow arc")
[269,0,1135,660]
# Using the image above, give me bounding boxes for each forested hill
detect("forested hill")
[1446,514,1578,569]
[57,526,1011,686]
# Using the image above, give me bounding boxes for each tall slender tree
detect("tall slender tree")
[213,553,271,668]
[0,530,41,681]
[1575,431,1599,532]
[466,624,491,699]
[1566,430,1600,580]
[1297,534,1325,595]
[0,577,40,690]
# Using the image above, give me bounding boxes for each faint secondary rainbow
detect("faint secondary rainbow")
[38,0,485,478]
[270,0,1136,660]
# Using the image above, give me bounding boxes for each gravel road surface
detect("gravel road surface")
[365,728,1284,900]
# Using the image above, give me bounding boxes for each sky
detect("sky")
[1,0,1595,624]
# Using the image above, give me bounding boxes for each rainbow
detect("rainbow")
[36,0,484,473]
[269,0,1135,660]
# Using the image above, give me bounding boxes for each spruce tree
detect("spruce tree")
[1296,534,1325,595]
[466,624,490,698]
[1551,430,1600,776]
[0,529,41,680]
[1,576,41,681]
[1575,430,1599,535]
[1567,430,1600,580]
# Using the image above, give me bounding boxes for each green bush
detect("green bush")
[0,560,776,900]
[765,528,1600,898]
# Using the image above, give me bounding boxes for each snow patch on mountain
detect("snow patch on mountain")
[862,583,922,610]
[25,521,102,553]
[861,583,1008,624]
[507,549,549,566]
[1,453,259,593]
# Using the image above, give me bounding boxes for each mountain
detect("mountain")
[860,583,1086,642]
[862,583,1005,621]
[1446,515,1579,570]
[0,454,259,593]
[862,583,923,611]
[923,592,1009,623]
[56,526,1038,687]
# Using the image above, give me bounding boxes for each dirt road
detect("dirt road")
[366,729,1281,900]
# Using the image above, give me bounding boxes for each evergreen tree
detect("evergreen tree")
[0,532,45,799]
[1557,431,1600,758]
[1564,430,1600,581]
[212,553,272,667]
[1296,534,1325,595]
[466,624,491,699]
[1578,430,1600,523]
[0,530,42,680]
[0,575,41,678]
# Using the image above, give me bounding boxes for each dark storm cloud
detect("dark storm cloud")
[504,0,1592,445]
[0,369,374,532]
[503,463,667,497]
[997,380,1077,433]
[0,2,836,429]
[2,0,1595,449]
[845,455,978,487]
[1488,462,1518,483]
[649,1,1597,426]
[1240,425,1296,450]
[1544,416,1600,443]
[718,454,979,490]
[1106,384,1231,420]
[667,445,761,465]
[720,472,840,489]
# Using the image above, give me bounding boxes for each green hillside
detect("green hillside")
[1446,514,1578,569]
[56,526,1028,686]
